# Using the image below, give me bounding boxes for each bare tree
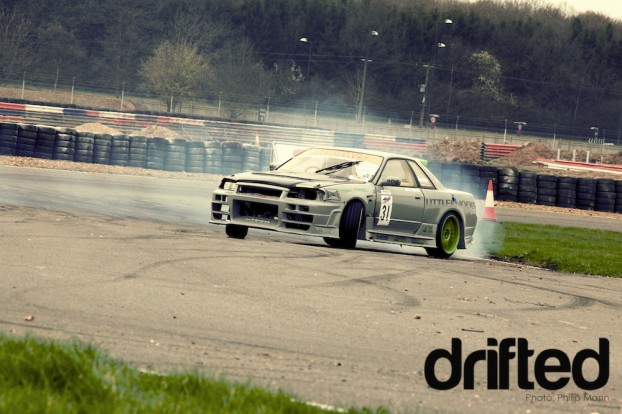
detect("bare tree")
[212,38,273,119]
[140,40,212,112]
[35,22,87,88]
[0,4,34,78]
[169,10,229,54]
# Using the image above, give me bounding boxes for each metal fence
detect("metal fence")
[1,72,621,155]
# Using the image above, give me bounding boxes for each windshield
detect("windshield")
[276,148,383,181]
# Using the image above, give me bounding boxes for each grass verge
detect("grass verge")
[490,222,622,277]
[0,334,390,414]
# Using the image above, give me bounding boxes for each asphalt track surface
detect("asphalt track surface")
[1,165,621,414]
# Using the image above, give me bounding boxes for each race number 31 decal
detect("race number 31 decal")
[378,191,393,226]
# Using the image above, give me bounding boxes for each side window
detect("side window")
[408,160,435,189]
[378,159,417,187]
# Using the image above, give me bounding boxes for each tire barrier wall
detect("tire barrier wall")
[0,121,270,176]
[1,100,421,156]
[426,162,622,214]
[2,120,621,214]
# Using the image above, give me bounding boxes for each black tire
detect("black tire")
[225,224,248,239]
[538,188,557,196]
[426,212,462,259]
[518,184,537,194]
[536,195,556,206]
[557,188,576,197]
[537,174,558,183]
[0,122,18,131]
[498,175,519,184]
[518,195,537,204]
[596,179,615,193]
[223,141,242,149]
[36,125,56,135]
[323,237,342,247]
[518,171,537,180]
[324,201,364,249]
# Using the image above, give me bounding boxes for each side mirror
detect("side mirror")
[379,177,401,187]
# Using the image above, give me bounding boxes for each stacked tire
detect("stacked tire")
[556,177,577,209]
[536,174,557,206]
[15,124,37,157]
[221,141,244,175]
[109,135,130,166]
[595,179,616,212]
[146,137,167,170]
[34,125,56,160]
[185,141,205,173]
[74,131,95,163]
[496,168,518,202]
[459,164,480,195]
[204,141,223,174]
[0,122,18,155]
[242,144,261,171]
[478,166,498,200]
[576,178,597,210]
[439,162,461,190]
[616,180,622,214]
[54,127,77,161]
[164,139,186,172]
[93,134,113,164]
[128,136,148,168]
[517,171,537,204]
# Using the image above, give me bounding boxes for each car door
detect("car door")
[372,158,426,235]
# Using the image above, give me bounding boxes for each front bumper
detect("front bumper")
[211,184,344,238]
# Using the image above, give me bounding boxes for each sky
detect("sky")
[553,0,622,21]
[463,0,622,21]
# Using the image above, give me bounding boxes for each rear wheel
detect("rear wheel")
[225,224,248,239]
[323,201,363,249]
[426,212,461,259]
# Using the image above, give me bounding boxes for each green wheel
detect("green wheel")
[426,212,461,259]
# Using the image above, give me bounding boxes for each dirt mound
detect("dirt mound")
[426,138,482,163]
[423,140,620,178]
[496,143,555,167]
[134,125,180,139]
[75,123,122,135]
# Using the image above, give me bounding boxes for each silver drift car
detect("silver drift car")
[211,147,477,258]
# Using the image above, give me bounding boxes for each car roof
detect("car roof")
[301,146,420,161]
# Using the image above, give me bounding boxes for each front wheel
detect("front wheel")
[426,212,461,259]
[225,224,248,239]
[324,201,363,249]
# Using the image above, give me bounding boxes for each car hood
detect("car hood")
[225,171,364,189]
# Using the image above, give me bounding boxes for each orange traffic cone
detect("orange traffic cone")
[483,180,497,221]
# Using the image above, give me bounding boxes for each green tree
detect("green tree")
[468,50,516,111]
[140,40,212,113]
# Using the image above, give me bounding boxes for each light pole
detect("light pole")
[421,18,452,127]
[356,30,379,123]
[299,37,311,82]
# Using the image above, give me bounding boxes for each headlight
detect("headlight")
[222,180,237,191]
[323,189,341,202]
